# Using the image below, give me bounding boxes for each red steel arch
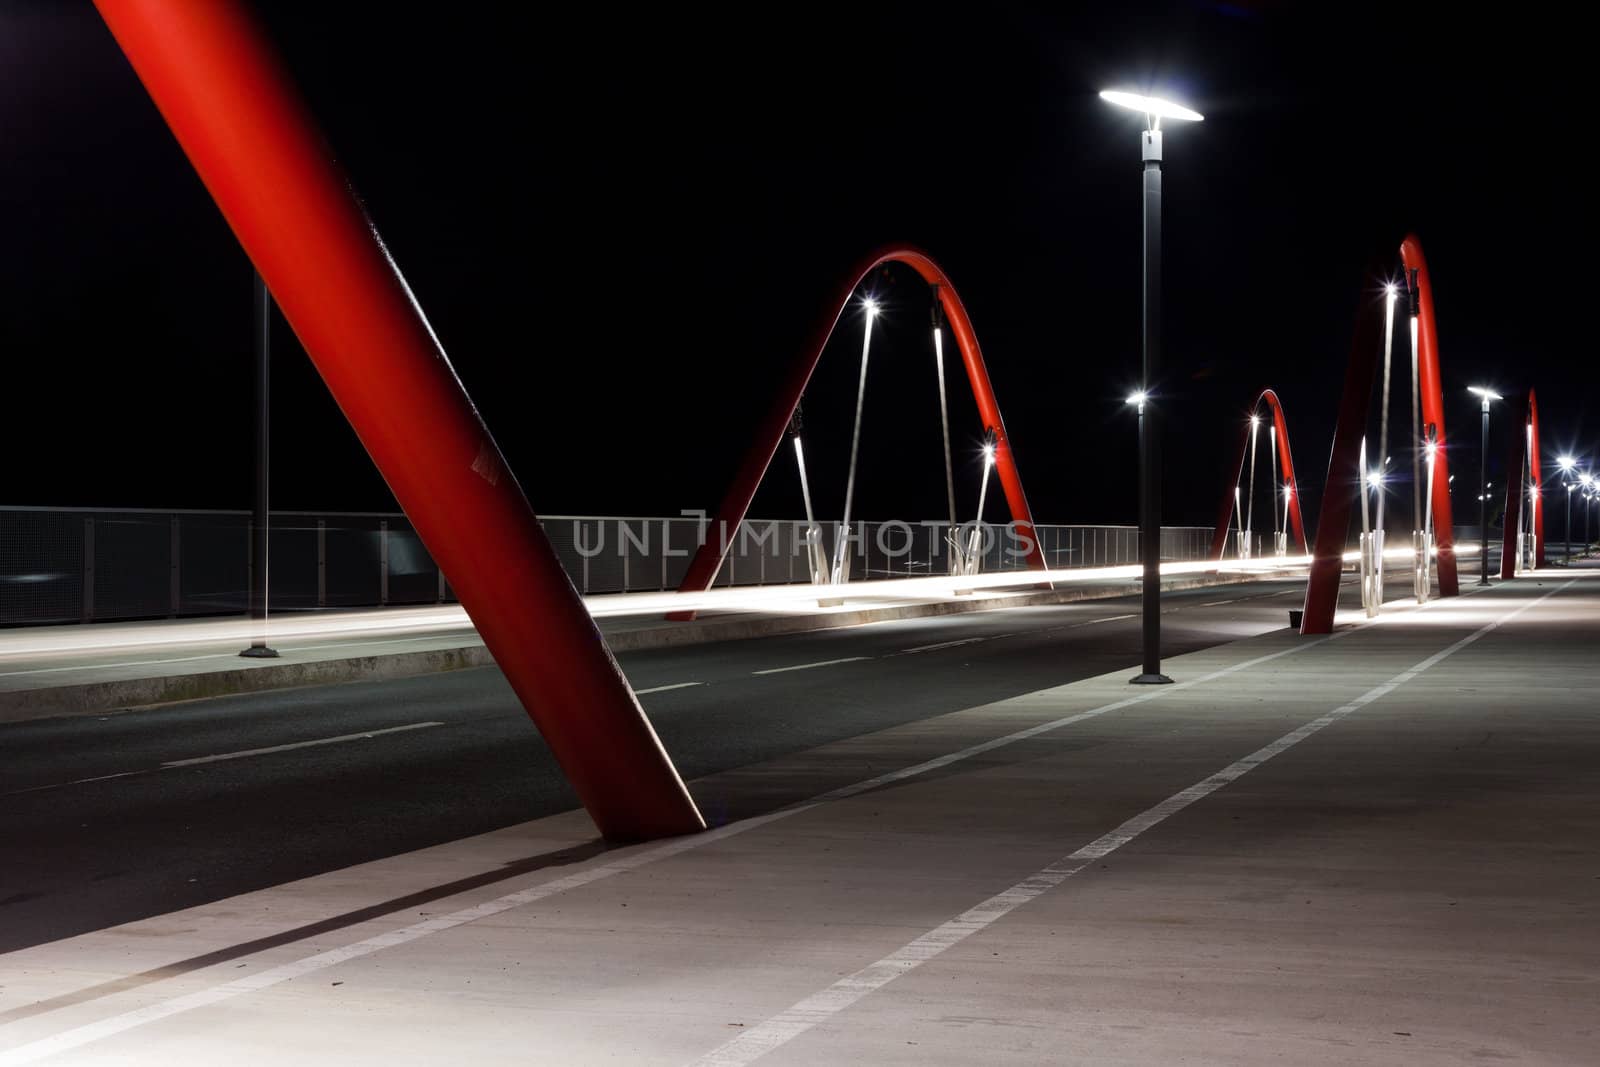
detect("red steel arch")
[1400,235,1461,597]
[1208,389,1308,560]
[1499,387,1545,576]
[1301,234,1460,634]
[672,248,1047,611]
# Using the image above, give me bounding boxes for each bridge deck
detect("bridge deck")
[0,566,1592,1064]
[0,560,1301,722]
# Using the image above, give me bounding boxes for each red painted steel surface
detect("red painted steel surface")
[1302,238,1463,633]
[95,0,703,840]
[1499,392,1530,580]
[1398,236,1460,597]
[671,247,1046,617]
[1531,389,1545,567]
[1300,262,1385,635]
[1499,389,1543,576]
[1207,389,1308,560]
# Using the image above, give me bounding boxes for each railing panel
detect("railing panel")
[0,510,84,625]
[0,509,1221,626]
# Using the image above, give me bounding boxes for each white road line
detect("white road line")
[635,682,706,695]
[0,584,1484,1064]
[1,770,144,797]
[161,723,444,768]
[895,637,988,654]
[1200,598,1241,606]
[1085,613,1136,623]
[750,656,870,676]
[687,580,1575,1067]
[3,723,449,797]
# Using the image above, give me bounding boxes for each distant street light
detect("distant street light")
[1559,456,1576,564]
[1101,88,1202,685]
[831,297,879,585]
[1468,386,1502,585]
[1584,473,1596,556]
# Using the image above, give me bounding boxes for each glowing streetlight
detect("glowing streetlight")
[1584,473,1597,557]
[1468,386,1501,585]
[1102,87,1201,685]
[1126,390,1148,412]
[960,430,1001,576]
[833,297,880,584]
[1554,456,1576,566]
[1566,480,1577,565]
[1098,91,1205,124]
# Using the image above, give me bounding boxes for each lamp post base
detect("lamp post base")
[1129,672,1174,685]
[240,644,280,659]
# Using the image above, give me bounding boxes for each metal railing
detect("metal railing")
[1,507,1215,626]
[543,518,1215,594]
[0,506,447,627]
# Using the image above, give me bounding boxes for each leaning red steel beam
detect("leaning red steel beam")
[1530,389,1545,567]
[1299,257,1385,635]
[671,247,1047,619]
[1398,236,1460,597]
[1498,390,1534,579]
[1301,237,1462,634]
[95,0,703,841]
[1207,388,1308,560]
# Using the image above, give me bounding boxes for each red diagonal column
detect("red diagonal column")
[1399,236,1460,597]
[1300,265,1385,634]
[95,0,703,840]
[1498,390,1545,578]
[1530,389,1545,567]
[1499,392,1530,580]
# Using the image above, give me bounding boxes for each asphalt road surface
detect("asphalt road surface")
[0,581,1308,952]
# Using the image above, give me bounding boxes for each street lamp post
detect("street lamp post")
[1468,386,1501,586]
[1101,89,1202,686]
[1583,474,1595,555]
[242,271,279,658]
[1559,456,1576,564]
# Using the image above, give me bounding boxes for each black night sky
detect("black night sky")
[2,2,1592,536]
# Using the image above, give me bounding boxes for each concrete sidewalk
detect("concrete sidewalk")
[0,561,1303,723]
[0,567,1591,1064]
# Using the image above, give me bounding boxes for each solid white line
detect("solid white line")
[1200,598,1241,607]
[635,682,706,695]
[1085,613,1136,623]
[750,656,870,676]
[2,723,449,797]
[0,582,1499,1065]
[1,770,144,797]
[160,722,444,768]
[896,637,987,654]
[687,580,1575,1067]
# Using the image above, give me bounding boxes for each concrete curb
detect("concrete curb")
[0,570,1295,724]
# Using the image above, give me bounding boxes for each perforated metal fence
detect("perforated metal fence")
[0,507,447,627]
[1,507,1215,626]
